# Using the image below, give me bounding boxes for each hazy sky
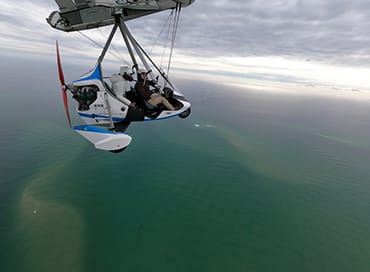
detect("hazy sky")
[1,0,370,96]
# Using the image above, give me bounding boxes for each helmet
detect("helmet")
[119,65,129,75]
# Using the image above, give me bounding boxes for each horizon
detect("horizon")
[1,0,370,97]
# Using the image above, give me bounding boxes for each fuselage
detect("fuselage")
[72,64,191,127]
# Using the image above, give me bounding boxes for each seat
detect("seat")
[144,100,157,110]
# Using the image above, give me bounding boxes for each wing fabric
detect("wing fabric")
[55,0,76,12]
[48,0,195,32]
[75,0,90,8]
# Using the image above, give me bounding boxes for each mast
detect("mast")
[97,21,119,66]
[119,22,155,80]
[92,11,180,89]
[118,21,139,72]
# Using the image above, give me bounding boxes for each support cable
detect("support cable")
[118,22,139,72]
[124,23,174,88]
[77,29,126,63]
[160,10,174,69]
[150,10,174,54]
[98,27,128,65]
[166,4,182,76]
[97,22,119,66]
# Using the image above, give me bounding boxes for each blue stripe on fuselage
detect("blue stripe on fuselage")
[78,112,124,122]
[74,65,101,83]
[73,125,127,135]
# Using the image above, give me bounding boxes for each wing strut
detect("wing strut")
[119,22,153,77]
[119,23,139,72]
[97,22,119,66]
[119,20,175,89]
[89,12,181,90]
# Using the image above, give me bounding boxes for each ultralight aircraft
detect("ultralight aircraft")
[47,0,195,152]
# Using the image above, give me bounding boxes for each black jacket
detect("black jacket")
[135,79,156,100]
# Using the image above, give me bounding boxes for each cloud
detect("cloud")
[1,0,370,93]
[167,0,370,67]
[2,0,370,67]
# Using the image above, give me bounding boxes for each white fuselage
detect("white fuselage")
[72,67,191,126]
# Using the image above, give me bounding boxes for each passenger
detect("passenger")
[109,66,132,97]
[134,68,176,111]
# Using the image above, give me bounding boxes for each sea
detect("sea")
[1,58,370,272]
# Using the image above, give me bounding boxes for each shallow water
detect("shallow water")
[1,66,370,271]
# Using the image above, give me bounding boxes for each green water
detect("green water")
[1,76,370,271]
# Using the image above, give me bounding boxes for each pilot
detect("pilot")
[135,68,176,111]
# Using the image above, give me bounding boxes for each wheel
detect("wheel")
[109,147,128,153]
[179,108,191,119]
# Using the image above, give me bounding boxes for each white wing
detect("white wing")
[48,0,195,32]
[55,0,91,12]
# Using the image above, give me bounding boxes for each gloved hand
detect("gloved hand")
[154,83,161,91]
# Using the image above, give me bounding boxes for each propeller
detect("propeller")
[56,41,72,128]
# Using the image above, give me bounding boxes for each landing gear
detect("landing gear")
[179,108,191,119]
[109,146,128,153]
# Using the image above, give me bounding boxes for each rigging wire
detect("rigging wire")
[97,27,129,65]
[77,30,129,65]
[160,10,174,69]
[77,30,103,49]
[150,10,174,55]
[167,3,182,76]
[127,27,174,88]
[76,4,182,86]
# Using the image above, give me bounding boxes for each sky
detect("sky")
[1,0,370,97]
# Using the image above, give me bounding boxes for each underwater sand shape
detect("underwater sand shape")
[15,147,86,272]
[18,190,84,272]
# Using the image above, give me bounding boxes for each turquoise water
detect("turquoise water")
[1,63,370,271]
